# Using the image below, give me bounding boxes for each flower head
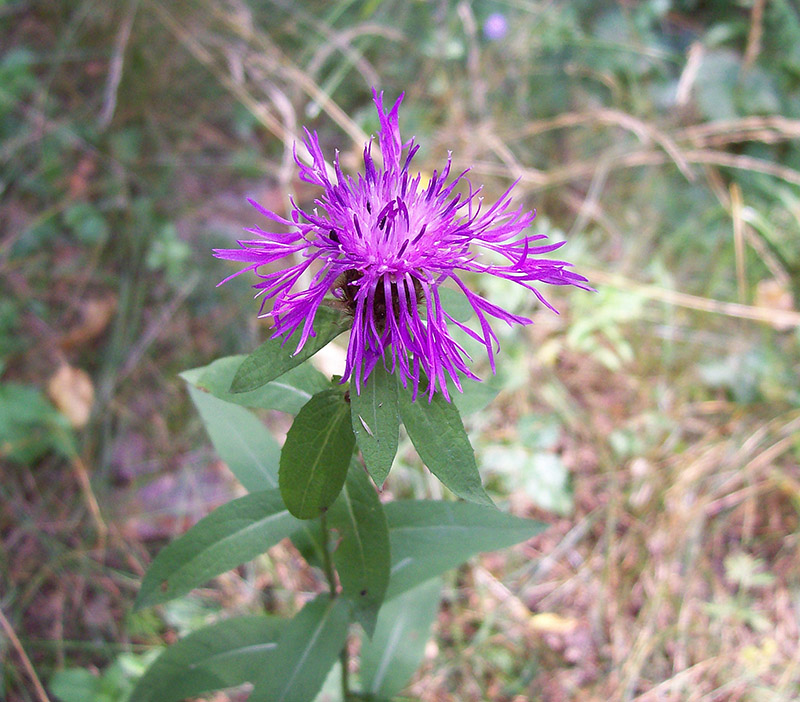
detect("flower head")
[215,90,588,400]
[483,13,509,41]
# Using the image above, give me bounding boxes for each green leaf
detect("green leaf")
[451,374,501,416]
[136,489,301,609]
[249,595,351,702]
[188,355,330,415]
[231,305,350,393]
[350,362,399,486]
[328,463,390,636]
[384,501,546,599]
[49,669,102,702]
[279,389,355,519]
[182,381,280,492]
[130,616,286,702]
[397,385,493,507]
[0,382,75,464]
[359,577,442,698]
[63,202,109,245]
[438,285,473,322]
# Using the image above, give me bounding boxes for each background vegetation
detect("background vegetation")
[2,0,800,700]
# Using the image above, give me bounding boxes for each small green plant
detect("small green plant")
[127,89,587,702]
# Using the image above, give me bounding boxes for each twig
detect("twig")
[0,606,52,702]
[457,1,487,116]
[518,108,694,181]
[583,267,800,329]
[98,0,138,130]
[705,170,791,286]
[730,184,747,306]
[630,658,720,702]
[148,0,287,140]
[71,453,108,550]
[207,2,369,147]
[678,115,800,146]
[467,145,800,193]
[675,42,703,106]
[743,0,766,70]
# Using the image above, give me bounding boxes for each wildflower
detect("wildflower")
[214,90,588,400]
[483,13,509,41]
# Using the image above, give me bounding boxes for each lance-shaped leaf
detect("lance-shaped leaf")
[384,500,547,599]
[350,361,399,486]
[398,385,493,507]
[188,355,329,415]
[130,615,286,702]
[359,577,442,699]
[451,374,501,416]
[328,463,390,636]
[136,489,300,609]
[249,595,351,702]
[280,389,355,519]
[438,285,473,323]
[181,376,280,492]
[231,305,350,393]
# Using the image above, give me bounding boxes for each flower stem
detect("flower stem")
[320,512,351,701]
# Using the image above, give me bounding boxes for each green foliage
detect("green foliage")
[482,414,574,516]
[398,381,493,507]
[63,202,110,246]
[145,223,191,287]
[135,489,302,610]
[50,651,158,702]
[191,355,330,414]
[450,373,501,417]
[231,305,351,393]
[181,378,281,491]
[350,361,400,486]
[248,596,351,702]
[566,287,645,371]
[129,616,286,702]
[135,341,550,701]
[0,382,75,464]
[705,553,777,633]
[279,388,355,519]
[384,501,546,599]
[359,577,443,699]
[327,462,390,636]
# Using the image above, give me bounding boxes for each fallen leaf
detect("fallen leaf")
[529,612,579,634]
[59,296,117,350]
[48,364,94,429]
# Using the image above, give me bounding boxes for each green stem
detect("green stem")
[320,512,351,701]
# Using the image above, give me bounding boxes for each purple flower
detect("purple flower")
[215,90,588,400]
[483,13,509,41]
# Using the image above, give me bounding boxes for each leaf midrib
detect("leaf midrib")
[298,403,348,514]
[168,509,292,587]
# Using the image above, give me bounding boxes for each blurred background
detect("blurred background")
[2,0,800,700]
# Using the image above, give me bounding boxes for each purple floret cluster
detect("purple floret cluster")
[215,90,588,399]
